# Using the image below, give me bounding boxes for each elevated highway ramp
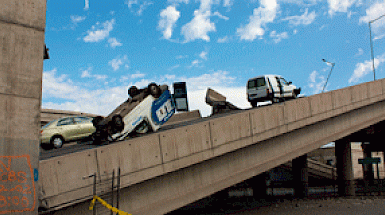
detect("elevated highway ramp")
[39,79,385,215]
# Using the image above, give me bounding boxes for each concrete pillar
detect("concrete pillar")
[0,1,46,214]
[335,139,355,196]
[292,154,308,198]
[362,142,375,182]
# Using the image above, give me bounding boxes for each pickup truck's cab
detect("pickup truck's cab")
[247,75,301,107]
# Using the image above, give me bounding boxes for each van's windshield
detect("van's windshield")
[248,78,266,89]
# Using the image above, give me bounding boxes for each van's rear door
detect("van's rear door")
[248,77,268,100]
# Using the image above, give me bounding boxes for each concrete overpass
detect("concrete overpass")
[38,78,385,214]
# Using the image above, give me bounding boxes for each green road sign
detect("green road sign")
[358,157,381,164]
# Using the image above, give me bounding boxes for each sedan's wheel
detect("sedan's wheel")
[51,136,64,149]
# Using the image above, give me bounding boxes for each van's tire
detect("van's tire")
[148,83,161,98]
[50,136,64,149]
[272,98,280,103]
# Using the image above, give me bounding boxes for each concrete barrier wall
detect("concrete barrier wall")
[39,78,385,209]
[39,150,98,207]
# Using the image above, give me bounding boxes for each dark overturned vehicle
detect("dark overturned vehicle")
[82,82,180,145]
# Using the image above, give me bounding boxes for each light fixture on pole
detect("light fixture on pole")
[369,14,385,81]
[322,59,335,93]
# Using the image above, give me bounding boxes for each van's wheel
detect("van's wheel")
[250,101,258,107]
[272,98,280,103]
[50,136,64,149]
[148,83,161,98]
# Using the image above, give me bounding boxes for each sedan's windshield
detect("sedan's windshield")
[42,120,55,129]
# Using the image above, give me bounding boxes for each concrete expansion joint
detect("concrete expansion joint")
[0,18,45,31]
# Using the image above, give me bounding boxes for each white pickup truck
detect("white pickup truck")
[88,83,175,144]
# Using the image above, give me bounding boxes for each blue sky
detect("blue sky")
[42,0,385,117]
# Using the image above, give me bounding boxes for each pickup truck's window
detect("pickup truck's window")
[248,78,266,89]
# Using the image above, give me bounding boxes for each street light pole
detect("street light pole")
[369,14,385,81]
[369,21,376,81]
[322,59,335,93]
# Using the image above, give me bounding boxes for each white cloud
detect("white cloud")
[349,53,385,83]
[189,59,201,68]
[158,6,180,40]
[176,55,188,59]
[71,15,86,24]
[236,0,279,41]
[125,0,153,16]
[81,67,92,78]
[308,70,326,94]
[83,19,115,42]
[327,0,358,16]
[270,31,289,43]
[109,55,129,71]
[167,0,189,4]
[84,0,89,10]
[108,38,123,48]
[181,10,216,42]
[359,2,385,36]
[283,8,316,26]
[199,51,208,60]
[181,0,221,42]
[223,0,233,8]
[80,67,108,80]
[217,36,230,43]
[213,11,229,20]
[355,48,363,56]
[131,71,146,79]
[169,64,180,70]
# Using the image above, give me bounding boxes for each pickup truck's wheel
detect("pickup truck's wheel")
[292,91,297,99]
[148,83,161,98]
[250,101,258,107]
[111,115,124,133]
[51,136,64,149]
[128,86,139,98]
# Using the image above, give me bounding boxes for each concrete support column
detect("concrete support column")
[292,155,308,198]
[0,1,46,214]
[335,139,355,196]
[362,142,375,183]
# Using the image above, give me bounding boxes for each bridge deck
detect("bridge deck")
[39,79,385,215]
